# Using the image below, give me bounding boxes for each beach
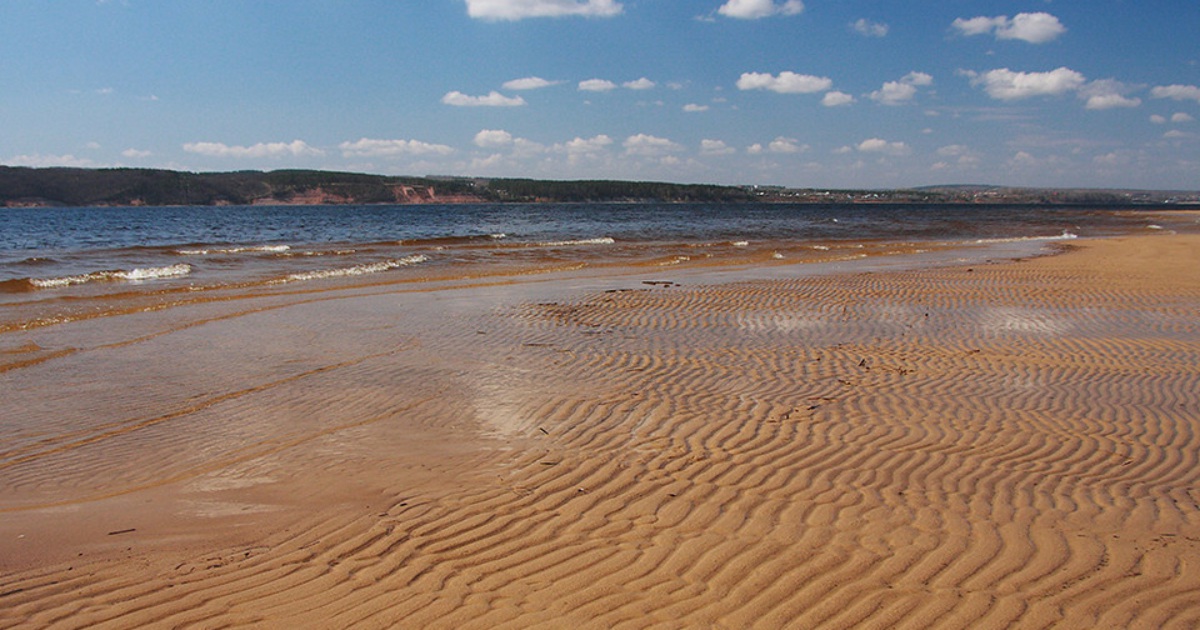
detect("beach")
[2,232,1199,628]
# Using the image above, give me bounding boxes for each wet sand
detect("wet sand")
[2,234,1199,628]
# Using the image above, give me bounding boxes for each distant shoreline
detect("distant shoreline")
[3,165,1198,208]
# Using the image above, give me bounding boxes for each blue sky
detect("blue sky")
[2,1,1198,189]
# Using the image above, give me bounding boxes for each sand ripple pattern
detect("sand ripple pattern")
[2,236,1200,628]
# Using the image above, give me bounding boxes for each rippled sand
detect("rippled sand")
[2,235,1199,628]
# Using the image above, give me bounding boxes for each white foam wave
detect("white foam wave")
[31,263,193,289]
[280,255,429,283]
[537,237,616,247]
[972,230,1078,245]
[176,244,291,255]
[730,241,749,247]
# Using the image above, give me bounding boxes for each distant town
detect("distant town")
[2,166,1198,208]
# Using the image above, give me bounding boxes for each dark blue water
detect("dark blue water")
[0,202,1181,296]
[0,203,1164,253]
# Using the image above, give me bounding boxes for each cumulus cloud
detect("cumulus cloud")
[465,0,623,21]
[121,148,152,158]
[1079,79,1142,110]
[683,103,710,112]
[579,78,618,92]
[473,130,545,157]
[822,91,855,107]
[442,91,527,107]
[623,133,683,156]
[934,144,980,169]
[1151,114,1168,124]
[473,129,515,148]
[338,138,454,157]
[851,18,888,37]
[736,71,832,94]
[717,0,803,19]
[1151,84,1200,103]
[700,139,736,155]
[952,12,1065,44]
[553,134,614,162]
[503,76,559,90]
[857,138,910,156]
[766,136,807,153]
[869,72,932,105]
[1173,112,1196,123]
[623,77,656,90]
[966,67,1086,101]
[184,140,324,159]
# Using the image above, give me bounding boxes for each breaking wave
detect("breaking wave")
[279,255,429,283]
[10,263,195,291]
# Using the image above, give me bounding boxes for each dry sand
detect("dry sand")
[2,234,1199,628]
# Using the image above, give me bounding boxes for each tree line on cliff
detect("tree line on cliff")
[3,166,1189,207]
[0,167,753,207]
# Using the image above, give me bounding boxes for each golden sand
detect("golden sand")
[2,234,1199,628]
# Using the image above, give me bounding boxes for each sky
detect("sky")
[2,1,1199,190]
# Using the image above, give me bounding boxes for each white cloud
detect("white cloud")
[869,72,932,105]
[737,71,832,94]
[952,12,1065,44]
[465,0,623,21]
[1173,112,1196,123]
[1151,84,1200,103]
[717,0,803,19]
[767,136,807,153]
[6,153,96,168]
[1150,114,1168,124]
[700,139,736,155]
[1093,151,1131,167]
[997,13,1066,43]
[851,18,888,37]
[623,77,656,90]
[441,90,526,107]
[903,71,933,87]
[857,138,910,156]
[1079,80,1142,110]
[121,148,152,158]
[623,133,683,156]
[822,91,855,107]
[683,103,710,112]
[935,144,980,168]
[1009,151,1040,168]
[472,130,545,158]
[503,76,559,90]
[554,134,614,162]
[579,78,618,92]
[953,16,1005,37]
[870,82,916,106]
[473,129,515,148]
[339,138,454,157]
[968,67,1086,101]
[184,140,325,159]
